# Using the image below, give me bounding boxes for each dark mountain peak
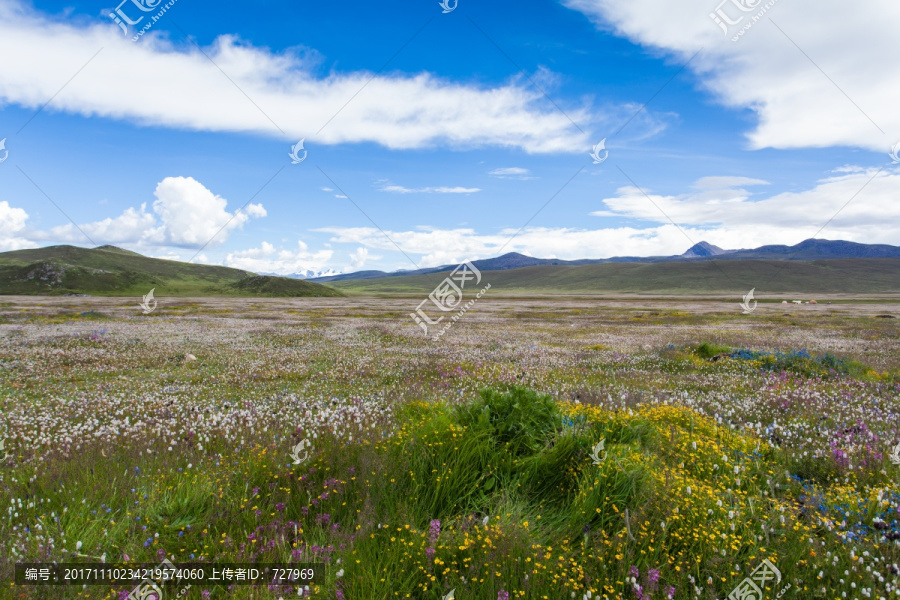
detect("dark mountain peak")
[683,241,727,257]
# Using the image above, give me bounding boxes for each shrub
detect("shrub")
[454,386,562,457]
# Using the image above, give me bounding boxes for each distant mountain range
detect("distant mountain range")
[0,245,342,298]
[311,238,900,283]
[2,239,898,298]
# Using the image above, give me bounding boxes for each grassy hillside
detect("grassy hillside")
[0,245,343,297]
[331,257,900,295]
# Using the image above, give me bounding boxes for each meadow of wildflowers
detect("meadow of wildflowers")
[0,295,898,600]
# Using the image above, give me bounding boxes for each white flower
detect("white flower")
[482,516,489,526]
[336,569,344,578]
[75,541,82,551]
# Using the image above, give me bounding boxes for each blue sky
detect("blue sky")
[0,0,897,275]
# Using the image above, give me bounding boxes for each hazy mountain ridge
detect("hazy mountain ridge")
[311,238,900,283]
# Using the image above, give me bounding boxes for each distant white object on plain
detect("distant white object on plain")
[184,354,197,362]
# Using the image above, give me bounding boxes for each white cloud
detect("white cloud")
[594,169,900,236]
[348,247,371,270]
[151,176,265,246]
[562,0,900,152]
[224,240,334,275]
[0,1,590,153]
[379,184,481,194]
[489,167,536,180]
[26,176,264,249]
[691,176,769,190]
[0,200,30,251]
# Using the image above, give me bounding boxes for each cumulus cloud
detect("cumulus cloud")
[0,0,592,153]
[379,185,481,194]
[26,176,264,249]
[152,176,265,246]
[0,200,30,251]
[348,247,371,270]
[562,0,900,152]
[224,240,334,275]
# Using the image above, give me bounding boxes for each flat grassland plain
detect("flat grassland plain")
[1,295,899,600]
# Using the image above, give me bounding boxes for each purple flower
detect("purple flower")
[647,569,659,594]
[275,502,286,512]
[201,591,211,600]
[629,565,639,579]
[665,586,676,599]
[317,513,331,526]
[429,519,441,544]
[498,591,510,600]
[425,547,435,561]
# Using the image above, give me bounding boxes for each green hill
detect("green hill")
[0,245,343,298]
[331,257,900,296]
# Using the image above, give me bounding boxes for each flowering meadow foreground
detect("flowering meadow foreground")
[1,295,899,600]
